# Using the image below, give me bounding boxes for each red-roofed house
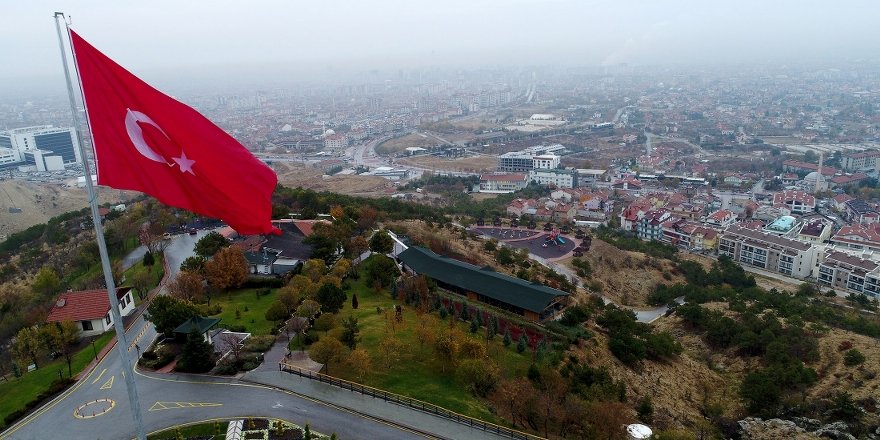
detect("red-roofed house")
[46,288,136,338]
[772,190,816,215]
[833,194,855,211]
[830,224,880,253]
[703,209,736,228]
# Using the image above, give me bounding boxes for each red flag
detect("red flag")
[69,30,278,235]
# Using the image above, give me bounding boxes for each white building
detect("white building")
[530,168,577,189]
[46,288,136,338]
[817,250,880,298]
[718,224,818,279]
[323,133,348,150]
[479,173,528,193]
[0,126,81,170]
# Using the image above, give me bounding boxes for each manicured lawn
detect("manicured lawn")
[148,420,226,440]
[210,288,279,335]
[310,262,534,424]
[0,332,114,429]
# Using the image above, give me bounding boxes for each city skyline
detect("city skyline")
[3,0,880,97]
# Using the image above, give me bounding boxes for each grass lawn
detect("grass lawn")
[123,259,165,306]
[210,288,279,335]
[0,331,114,429]
[148,420,225,440]
[305,262,534,424]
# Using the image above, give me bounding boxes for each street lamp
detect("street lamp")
[91,340,97,360]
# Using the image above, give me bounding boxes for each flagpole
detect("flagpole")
[53,12,147,440]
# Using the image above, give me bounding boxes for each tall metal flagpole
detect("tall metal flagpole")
[53,12,147,440]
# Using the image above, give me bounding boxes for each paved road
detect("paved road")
[3,231,512,440]
[2,335,425,440]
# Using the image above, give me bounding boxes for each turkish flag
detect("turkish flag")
[70,30,278,235]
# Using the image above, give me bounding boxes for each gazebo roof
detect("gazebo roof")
[173,316,220,335]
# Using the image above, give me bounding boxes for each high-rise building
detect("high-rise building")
[0,126,81,171]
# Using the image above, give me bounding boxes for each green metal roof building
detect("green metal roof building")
[397,247,569,322]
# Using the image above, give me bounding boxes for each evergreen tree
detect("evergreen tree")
[304,423,312,440]
[351,293,359,310]
[516,334,527,353]
[143,251,155,266]
[503,329,512,347]
[459,305,469,322]
[470,317,479,333]
[340,315,361,350]
[177,328,215,373]
[637,396,654,424]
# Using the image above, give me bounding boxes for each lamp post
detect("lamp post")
[91,340,97,360]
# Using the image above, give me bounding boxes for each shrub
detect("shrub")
[843,349,865,366]
[243,335,276,353]
[313,313,337,332]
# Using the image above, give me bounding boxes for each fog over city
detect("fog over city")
[2,0,880,96]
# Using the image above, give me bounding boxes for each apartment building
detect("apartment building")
[718,224,818,278]
[817,250,880,298]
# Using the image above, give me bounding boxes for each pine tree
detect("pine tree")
[503,329,512,347]
[459,305,469,322]
[177,328,215,373]
[351,293,359,310]
[516,334,527,353]
[304,423,312,440]
[475,311,483,327]
[470,317,479,333]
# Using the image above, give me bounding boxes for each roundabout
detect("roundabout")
[73,398,115,419]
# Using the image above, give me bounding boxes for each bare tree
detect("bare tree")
[220,332,243,363]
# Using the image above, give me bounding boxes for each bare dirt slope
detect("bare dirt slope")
[272,163,391,196]
[562,238,685,307]
[0,180,129,237]
[578,330,730,430]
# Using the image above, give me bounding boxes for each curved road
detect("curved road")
[2,232,424,440]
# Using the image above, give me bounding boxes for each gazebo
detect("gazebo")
[174,316,221,344]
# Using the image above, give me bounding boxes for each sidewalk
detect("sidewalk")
[242,370,518,440]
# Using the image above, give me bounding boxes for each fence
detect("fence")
[278,362,542,440]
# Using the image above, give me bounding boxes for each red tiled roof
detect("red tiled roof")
[46,288,131,322]
[831,173,868,185]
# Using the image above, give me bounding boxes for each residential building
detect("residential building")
[46,288,136,338]
[772,190,816,215]
[844,199,880,224]
[323,133,348,150]
[637,209,672,241]
[830,224,880,253]
[763,215,799,236]
[834,194,855,211]
[718,225,818,278]
[398,246,569,322]
[796,216,833,244]
[817,250,880,298]
[479,173,528,193]
[840,150,880,171]
[703,209,736,228]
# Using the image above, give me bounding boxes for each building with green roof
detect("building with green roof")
[397,246,569,322]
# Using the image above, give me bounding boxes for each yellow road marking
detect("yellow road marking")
[91,368,107,384]
[100,376,114,390]
[148,401,223,412]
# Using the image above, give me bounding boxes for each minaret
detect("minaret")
[815,152,824,193]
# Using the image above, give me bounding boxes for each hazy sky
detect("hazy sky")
[2,0,879,96]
